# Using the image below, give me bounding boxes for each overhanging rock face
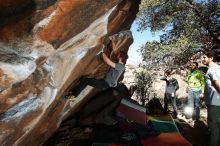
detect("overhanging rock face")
[0,0,140,145]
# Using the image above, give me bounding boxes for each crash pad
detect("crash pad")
[141,133,192,146]
[117,98,146,125]
[146,114,179,133]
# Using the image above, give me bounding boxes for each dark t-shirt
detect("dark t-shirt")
[161,77,179,94]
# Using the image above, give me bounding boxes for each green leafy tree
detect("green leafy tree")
[137,0,220,64]
[139,35,199,65]
[134,69,154,106]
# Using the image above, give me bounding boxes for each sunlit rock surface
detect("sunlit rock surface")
[0,0,140,145]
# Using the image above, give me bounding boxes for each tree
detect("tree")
[137,0,220,64]
[139,35,199,65]
[134,69,154,106]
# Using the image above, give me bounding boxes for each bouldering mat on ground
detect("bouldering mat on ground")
[146,114,179,133]
[117,98,146,125]
[147,114,174,121]
[141,133,192,146]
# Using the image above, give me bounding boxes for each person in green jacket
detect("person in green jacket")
[186,62,205,120]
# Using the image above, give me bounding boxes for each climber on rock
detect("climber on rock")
[66,50,128,101]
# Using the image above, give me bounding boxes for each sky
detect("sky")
[127,22,163,65]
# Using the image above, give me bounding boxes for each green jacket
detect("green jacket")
[186,70,205,93]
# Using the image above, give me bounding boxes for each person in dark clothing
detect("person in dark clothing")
[67,51,128,100]
[160,69,179,117]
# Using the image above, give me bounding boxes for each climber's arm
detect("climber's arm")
[102,52,116,68]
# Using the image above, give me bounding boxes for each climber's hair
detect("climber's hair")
[120,51,128,59]
[164,69,172,76]
[118,51,128,64]
[203,51,218,61]
[192,62,198,68]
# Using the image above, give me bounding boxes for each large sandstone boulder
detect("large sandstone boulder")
[0,0,140,146]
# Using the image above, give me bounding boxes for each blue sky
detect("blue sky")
[127,22,163,65]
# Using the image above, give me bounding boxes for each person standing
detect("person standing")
[161,69,179,118]
[185,62,204,120]
[201,52,220,146]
